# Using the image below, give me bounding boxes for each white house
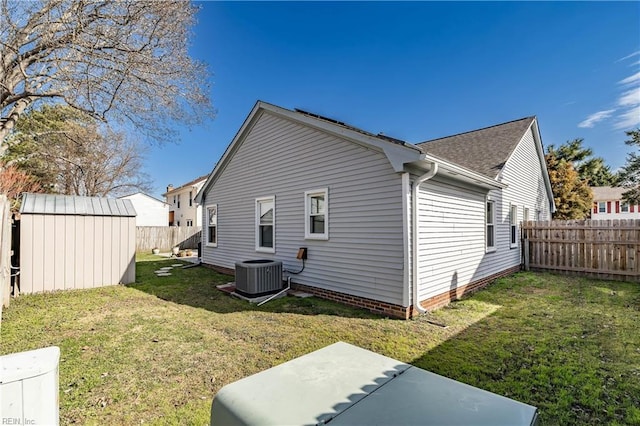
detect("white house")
[163,175,207,227]
[118,192,170,226]
[590,186,640,219]
[196,101,555,319]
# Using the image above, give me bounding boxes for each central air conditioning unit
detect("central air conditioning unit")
[235,259,283,297]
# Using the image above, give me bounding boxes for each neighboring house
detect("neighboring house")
[590,186,640,219]
[163,175,207,227]
[118,192,170,226]
[196,101,555,319]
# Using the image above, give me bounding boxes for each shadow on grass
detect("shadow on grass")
[408,272,640,426]
[128,256,379,319]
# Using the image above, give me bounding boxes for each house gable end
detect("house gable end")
[197,102,422,203]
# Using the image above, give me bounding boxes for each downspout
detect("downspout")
[411,162,438,315]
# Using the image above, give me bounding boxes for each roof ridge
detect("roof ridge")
[418,116,536,145]
[293,107,408,146]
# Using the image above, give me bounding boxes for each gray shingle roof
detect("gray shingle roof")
[591,186,625,201]
[20,193,136,216]
[416,117,536,179]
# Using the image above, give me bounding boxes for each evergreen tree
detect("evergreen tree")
[545,151,593,219]
[617,129,640,203]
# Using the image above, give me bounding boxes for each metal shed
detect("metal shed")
[19,193,136,294]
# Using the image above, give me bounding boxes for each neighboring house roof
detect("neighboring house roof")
[164,174,208,197]
[118,192,170,206]
[416,117,536,179]
[21,193,136,216]
[591,186,625,201]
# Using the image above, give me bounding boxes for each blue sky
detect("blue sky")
[145,1,640,198]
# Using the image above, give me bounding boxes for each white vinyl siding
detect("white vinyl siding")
[415,177,487,301]
[201,112,405,305]
[256,196,275,253]
[305,188,328,240]
[415,126,552,303]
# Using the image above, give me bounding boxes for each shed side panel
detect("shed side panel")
[102,217,113,286]
[20,215,33,294]
[43,215,55,292]
[74,216,85,290]
[64,215,75,290]
[53,215,65,290]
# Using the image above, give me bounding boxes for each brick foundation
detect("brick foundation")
[418,265,522,312]
[203,261,521,320]
[290,282,412,320]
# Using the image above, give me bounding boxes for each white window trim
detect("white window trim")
[304,188,329,240]
[598,201,606,213]
[206,204,217,247]
[255,196,275,253]
[621,202,629,213]
[486,198,496,253]
[510,204,518,249]
[523,207,529,222]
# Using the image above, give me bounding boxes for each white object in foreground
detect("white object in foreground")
[211,341,538,425]
[1,346,60,425]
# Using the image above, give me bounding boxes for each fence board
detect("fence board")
[522,219,640,282]
[136,226,202,252]
[1,195,11,309]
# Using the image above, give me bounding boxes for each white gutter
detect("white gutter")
[411,162,438,315]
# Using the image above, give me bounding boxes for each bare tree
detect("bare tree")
[0,0,214,153]
[0,162,42,210]
[5,104,152,197]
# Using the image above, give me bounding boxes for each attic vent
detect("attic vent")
[235,260,283,297]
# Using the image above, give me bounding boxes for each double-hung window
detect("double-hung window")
[510,204,518,248]
[305,188,328,240]
[206,205,217,246]
[598,202,606,213]
[621,202,629,213]
[189,191,193,207]
[256,196,275,252]
[486,199,496,252]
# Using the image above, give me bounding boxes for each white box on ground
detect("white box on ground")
[1,346,60,425]
[211,342,538,425]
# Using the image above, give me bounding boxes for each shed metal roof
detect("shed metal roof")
[20,193,137,217]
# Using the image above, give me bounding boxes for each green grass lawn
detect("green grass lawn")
[1,255,638,425]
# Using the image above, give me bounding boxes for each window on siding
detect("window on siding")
[256,197,275,252]
[173,195,176,204]
[621,202,629,213]
[177,194,181,209]
[510,204,518,248]
[189,191,193,207]
[486,200,496,252]
[523,207,530,222]
[186,219,193,227]
[305,188,328,240]
[598,201,606,213]
[207,205,217,246]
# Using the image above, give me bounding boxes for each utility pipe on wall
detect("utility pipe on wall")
[411,162,438,315]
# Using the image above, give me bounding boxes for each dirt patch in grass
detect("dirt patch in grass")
[2,259,638,425]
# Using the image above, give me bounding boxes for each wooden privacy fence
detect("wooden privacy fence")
[522,219,640,281]
[0,195,10,309]
[136,226,202,252]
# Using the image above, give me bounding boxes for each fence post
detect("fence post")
[1,195,11,309]
[524,237,530,271]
